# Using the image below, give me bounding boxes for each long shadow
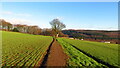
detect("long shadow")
[39,38,55,68]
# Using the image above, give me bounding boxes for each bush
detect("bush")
[12,28,19,32]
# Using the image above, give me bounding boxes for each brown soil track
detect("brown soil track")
[40,39,68,68]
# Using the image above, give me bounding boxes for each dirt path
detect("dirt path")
[40,40,68,67]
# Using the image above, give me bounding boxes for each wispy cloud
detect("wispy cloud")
[2,11,13,15]
[3,18,32,25]
[2,11,32,17]
[15,14,31,17]
[56,17,64,20]
[1,11,32,25]
[49,16,64,21]
[12,19,31,24]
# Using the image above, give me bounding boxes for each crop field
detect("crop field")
[1,31,119,67]
[2,31,53,67]
[57,38,119,67]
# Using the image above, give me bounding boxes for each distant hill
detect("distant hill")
[62,29,119,44]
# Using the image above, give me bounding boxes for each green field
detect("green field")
[57,38,119,67]
[2,31,53,67]
[0,31,2,68]
[1,31,119,67]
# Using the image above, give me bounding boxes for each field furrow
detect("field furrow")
[2,31,53,67]
[57,38,119,67]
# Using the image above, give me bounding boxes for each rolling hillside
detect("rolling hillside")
[62,30,119,44]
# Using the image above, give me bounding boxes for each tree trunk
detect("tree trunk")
[56,33,59,37]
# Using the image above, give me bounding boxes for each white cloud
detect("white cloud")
[3,18,32,25]
[1,11,32,25]
[12,19,31,24]
[15,13,32,17]
[48,16,64,21]
[56,17,64,20]
[2,11,13,15]
[2,11,32,17]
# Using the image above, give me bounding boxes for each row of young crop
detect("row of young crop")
[2,31,53,67]
[57,38,107,67]
[57,38,119,67]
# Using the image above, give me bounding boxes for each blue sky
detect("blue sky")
[1,0,119,2]
[1,2,118,30]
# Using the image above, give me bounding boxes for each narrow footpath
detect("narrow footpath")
[40,39,68,68]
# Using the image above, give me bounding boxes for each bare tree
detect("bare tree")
[0,19,7,29]
[14,24,24,32]
[26,25,41,35]
[7,22,12,31]
[0,19,42,35]
[41,28,54,36]
[0,19,13,31]
[50,19,66,37]
[0,19,4,29]
[32,26,41,35]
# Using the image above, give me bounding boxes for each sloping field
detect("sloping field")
[2,31,53,67]
[57,38,119,67]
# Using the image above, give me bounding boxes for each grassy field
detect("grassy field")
[1,31,119,67]
[2,31,53,67]
[0,31,2,68]
[57,38,119,67]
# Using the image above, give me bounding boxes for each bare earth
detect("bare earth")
[40,40,68,67]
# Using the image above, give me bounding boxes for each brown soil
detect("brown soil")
[40,40,68,67]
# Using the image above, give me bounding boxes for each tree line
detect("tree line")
[0,19,68,37]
